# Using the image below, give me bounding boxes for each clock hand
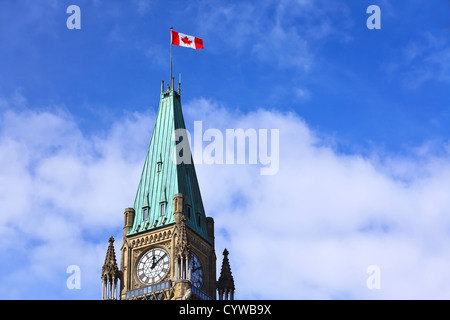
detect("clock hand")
[150,254,157,269]
[153,253,167,267]
[150,253,167,270]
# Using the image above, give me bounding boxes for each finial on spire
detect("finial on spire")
[217,248,235,300]
[101,236,121,300]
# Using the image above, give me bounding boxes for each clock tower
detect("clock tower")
[101,79,234,300]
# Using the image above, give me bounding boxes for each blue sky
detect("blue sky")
[2,0,450,153]
[1,0,450,299]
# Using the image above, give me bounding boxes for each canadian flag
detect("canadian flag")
[171,30,204,50]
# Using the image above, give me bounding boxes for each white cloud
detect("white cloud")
[386,32,450,88]
[294,87,311,101]
[184,98,450,299]
[132,0,153,16]
[1,94,450,299]
[0,95,155,299]
[195,0,352,71]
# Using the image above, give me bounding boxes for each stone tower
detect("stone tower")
[101,79,234,300]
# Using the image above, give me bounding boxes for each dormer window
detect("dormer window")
[160,202,166,216]
[186,205,192,219]
[157,154,163,173]
[142,193,150,220]
[142,207,149,221]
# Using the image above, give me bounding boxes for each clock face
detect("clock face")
[190,252,203,289]
[136,248,170,285]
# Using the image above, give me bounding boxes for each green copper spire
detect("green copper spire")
[128,84,211,243]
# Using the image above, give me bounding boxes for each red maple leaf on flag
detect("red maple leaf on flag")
[181,36,192,45]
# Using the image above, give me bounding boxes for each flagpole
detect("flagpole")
[170,27,173,90]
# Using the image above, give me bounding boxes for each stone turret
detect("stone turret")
[217,248,235,300]
[101,236,122,300]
